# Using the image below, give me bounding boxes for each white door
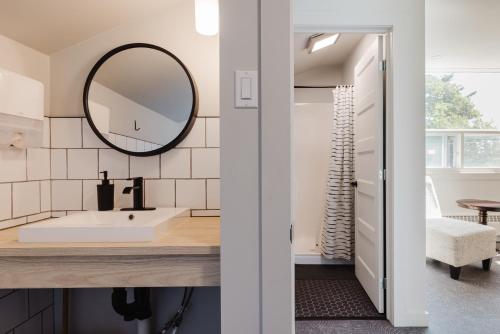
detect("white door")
[354,36,385,313]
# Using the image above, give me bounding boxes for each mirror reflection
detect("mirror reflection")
[86,45,196,154]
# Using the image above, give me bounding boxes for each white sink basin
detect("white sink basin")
[18,208,190,243]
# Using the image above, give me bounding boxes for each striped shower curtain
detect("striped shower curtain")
[319,86,355,260]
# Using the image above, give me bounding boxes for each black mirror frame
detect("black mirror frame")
[83,43,198,157]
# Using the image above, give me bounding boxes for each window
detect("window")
[426,73,500,169]
[463,134,500,168]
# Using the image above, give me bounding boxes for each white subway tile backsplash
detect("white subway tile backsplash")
[13,182,40,218]
[51,118,82,148]
[67,149,98,179]
[0,116,221,222]
[161,149,190,179]
[99,149,129,179]
[176,179,206,209]
[50,149,67,179]
[207,179,220,209]
[145,179,175,208]
[51,180,82,211]
[130,156,160,178]
[206,118,220,147]
[83,180,100,211]
[83,119,109,149]
[192,148,220,178]
[177,118,205,148]
[27,148,50,180]
[0,149,26,183]
[40,180,51,212]
[43,117,50,148]
[0,184,11,221]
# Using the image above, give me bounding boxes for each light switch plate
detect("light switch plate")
[235,70,258,108]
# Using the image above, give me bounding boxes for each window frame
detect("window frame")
[426,129,500,172]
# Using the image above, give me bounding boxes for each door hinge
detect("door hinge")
[290,224,294,244]
[382,277,388,290]
[383,169,387,181]
[379,60,387,72]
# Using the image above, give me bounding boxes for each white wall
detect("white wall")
[220,0,261,333]
[0,34,50,116]
[50,0,218,118]
[293,63,343,256]
[294,65,343,103]
[428,171,500,216]
[293,103,332,254]
[295,0,426,327]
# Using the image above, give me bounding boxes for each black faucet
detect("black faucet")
[121,177,155,211]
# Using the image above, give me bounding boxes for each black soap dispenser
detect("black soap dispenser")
[97,171,114,211]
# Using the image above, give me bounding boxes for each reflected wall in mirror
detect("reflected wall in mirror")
[83,43,197,156]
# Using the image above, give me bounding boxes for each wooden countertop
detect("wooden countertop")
[0,216,220,257]
[0,217,221,288]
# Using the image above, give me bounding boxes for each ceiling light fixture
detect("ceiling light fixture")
[307,33,340,53]
[195,0,219,36]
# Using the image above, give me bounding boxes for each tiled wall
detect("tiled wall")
[0,289,54,334]
[0,116,220,226]
[49,116,220,216]
[0,118,52,230]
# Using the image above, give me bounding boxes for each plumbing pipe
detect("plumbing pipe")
[137,318,152,334]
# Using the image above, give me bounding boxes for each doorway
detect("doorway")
[293,32,387,321]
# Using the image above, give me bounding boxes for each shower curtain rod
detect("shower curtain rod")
[294,85,339,88]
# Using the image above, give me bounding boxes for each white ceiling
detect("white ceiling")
[294,33,363,75]
[0,0,183,54]
[427,0,500,70]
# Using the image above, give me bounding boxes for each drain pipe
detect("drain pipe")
[112,287,153,334]
[137,318,152,334]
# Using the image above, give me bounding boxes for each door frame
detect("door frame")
[295,25,393,319]
[265,23,395,326]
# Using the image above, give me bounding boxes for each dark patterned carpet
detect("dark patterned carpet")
[296,265,385,320]
[297,254,500,333]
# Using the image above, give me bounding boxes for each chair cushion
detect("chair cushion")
[426,218,496,267]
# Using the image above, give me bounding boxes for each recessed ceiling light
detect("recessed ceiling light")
[307,34,340,54]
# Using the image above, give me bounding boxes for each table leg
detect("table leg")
[478,210,488,225]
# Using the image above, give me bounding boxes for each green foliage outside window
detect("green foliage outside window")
[425,74,494,129]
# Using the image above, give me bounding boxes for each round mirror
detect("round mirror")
[83,43,197,156]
